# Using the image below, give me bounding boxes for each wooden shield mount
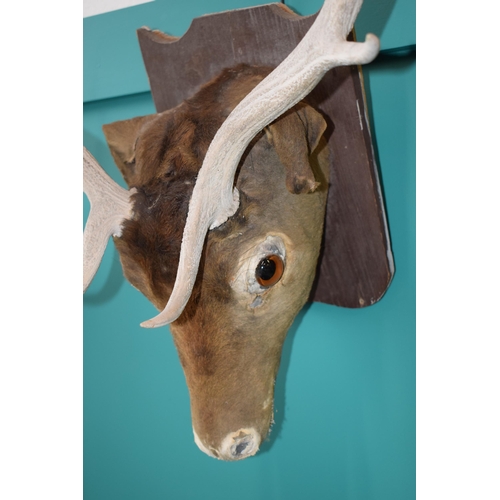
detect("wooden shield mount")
[136,3,394,309]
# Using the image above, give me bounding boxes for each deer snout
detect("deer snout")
[219,428,261,460]
[193,428,261,461]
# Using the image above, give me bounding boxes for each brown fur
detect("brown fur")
[104,64,329,459]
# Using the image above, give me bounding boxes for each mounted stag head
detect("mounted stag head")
[83,0,379,460]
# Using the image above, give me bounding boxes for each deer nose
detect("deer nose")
[193,427,261,461]
[219,428,261,460]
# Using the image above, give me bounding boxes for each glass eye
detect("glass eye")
[255,255,284,287]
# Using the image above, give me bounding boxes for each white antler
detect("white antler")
[83,147,134,292]
[141,0,379,328]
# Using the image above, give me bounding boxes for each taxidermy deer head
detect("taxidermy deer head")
[83,0,379,461]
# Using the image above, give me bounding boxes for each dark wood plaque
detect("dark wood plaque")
[136,3,393,308]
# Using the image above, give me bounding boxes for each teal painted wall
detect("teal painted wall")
[84,0,416,102]
[84,1,415,498]
[286,0,415,49]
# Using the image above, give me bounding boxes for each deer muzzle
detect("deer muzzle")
[194,427,261,461]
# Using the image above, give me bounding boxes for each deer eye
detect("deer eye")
[255,255,284,287]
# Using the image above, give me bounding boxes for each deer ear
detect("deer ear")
[295,103,328,155]
[265,103,327,194]
[103,114,156,187]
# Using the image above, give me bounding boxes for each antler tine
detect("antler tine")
[83,147,134,292]
[140,0,379,328]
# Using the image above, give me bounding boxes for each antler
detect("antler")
[141,0,380,328]
[83,147,134,292]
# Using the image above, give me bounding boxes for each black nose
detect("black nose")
[234,440,249,456]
